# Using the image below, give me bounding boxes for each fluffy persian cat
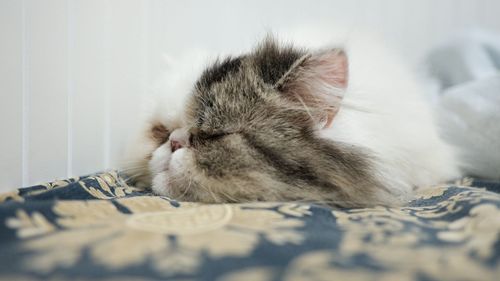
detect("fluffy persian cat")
[123,31,460,207]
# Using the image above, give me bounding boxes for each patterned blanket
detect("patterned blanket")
[1,171,499,281]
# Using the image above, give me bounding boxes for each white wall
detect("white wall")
[1,0,500,191]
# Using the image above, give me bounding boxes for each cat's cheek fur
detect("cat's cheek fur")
[149,144,171,175]
[149,144,171,195]
[169,148,188,174]
[150,146,193,198]
[152,173,170,196]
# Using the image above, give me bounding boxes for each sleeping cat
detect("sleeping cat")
[123,35,460,208]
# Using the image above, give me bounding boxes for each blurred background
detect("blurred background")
[1,0,500,191]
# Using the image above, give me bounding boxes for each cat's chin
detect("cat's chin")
[151,172,171,196]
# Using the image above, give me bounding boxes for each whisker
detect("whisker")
[178,175,194,200]
[197,181,219,203]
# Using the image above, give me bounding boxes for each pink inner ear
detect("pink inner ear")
[324,110,336,128]
[312,50,349,89]
[276,48,348,129]
[308,50,348,129]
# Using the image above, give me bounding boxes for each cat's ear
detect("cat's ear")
[274,49,348,129]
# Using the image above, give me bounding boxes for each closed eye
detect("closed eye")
[198,131,229,140]
[190,130,239,145]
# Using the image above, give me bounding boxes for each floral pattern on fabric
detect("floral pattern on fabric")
[0,171,499,280]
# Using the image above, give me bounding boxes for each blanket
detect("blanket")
[1,171,499,280]
[427,30,500,179]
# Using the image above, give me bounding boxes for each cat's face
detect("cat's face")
[131,39,389,207]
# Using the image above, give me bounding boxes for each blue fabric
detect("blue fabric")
[1,171,499,280]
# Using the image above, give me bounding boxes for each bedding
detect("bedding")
[1,171,499,280]
[427,30,500,179]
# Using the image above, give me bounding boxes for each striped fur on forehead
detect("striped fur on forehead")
[188,60,266,130]
[194,37,308,93]
[251,37,307,86]
[196,56,244,92]
[188,37,346,129]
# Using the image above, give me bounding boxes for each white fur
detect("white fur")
[283,28,460,201]
[125,27,461,202]
[149,143,190,196]
[120,49,208,188]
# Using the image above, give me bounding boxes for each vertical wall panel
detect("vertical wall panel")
[69,0,109,176]
[107,0,149,168]
[455,0,480,30]
[1,0,500,189]
[480,0,500,30]
[0,0,23,191]
[25,0,69,184]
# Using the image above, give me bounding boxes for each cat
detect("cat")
[122,33,460,208]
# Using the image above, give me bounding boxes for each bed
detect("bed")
[1,170,499,280]
[2,30,500,281]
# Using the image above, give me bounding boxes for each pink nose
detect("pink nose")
[169,128,190,153]
[171,140,183,152]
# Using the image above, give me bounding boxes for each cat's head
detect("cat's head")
[124,38,393,207]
